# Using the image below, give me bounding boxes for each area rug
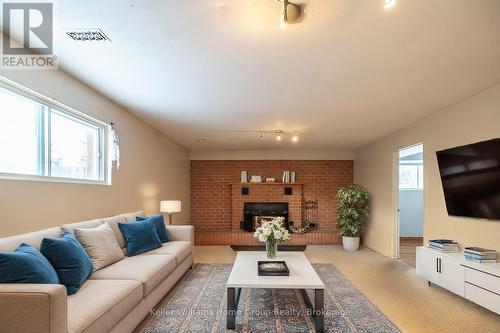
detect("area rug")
[143,264,400,333]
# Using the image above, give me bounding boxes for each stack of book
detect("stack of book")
[464,247,497,263]
[428,239,459,252]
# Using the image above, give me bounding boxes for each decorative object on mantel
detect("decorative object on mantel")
[281,170,296,183]
[250,175,262,183]
[282,170,290,183]
[160,200,182,225]
[241,171,248,183]
[265,177,275,183]
[254,216,290,259]
[110,122,120,170]
[336,184,369,251]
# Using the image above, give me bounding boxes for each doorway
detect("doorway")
[397,144,424,267]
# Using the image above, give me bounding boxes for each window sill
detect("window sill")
[0,173,111,186]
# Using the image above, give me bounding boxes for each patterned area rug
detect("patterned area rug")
[143,264,400,333]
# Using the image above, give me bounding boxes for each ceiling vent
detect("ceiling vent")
[65,29,111,42]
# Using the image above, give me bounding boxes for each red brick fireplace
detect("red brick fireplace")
[191,160,353,245]
[231,182,303,231]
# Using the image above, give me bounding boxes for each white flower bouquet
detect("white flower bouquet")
[254,216,290,258]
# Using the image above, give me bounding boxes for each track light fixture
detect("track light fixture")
[214,129,299,143]
[258,129,299,142]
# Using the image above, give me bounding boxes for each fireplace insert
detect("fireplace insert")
[241,202,290,232]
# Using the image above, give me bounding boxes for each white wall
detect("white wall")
[354,84,500,257]
[0,69,190,237]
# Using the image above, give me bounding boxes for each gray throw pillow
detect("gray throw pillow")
[74,223,124,271]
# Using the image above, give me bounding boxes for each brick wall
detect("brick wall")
[191,160,353,233]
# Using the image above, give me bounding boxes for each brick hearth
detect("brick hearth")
[195,230,342,246]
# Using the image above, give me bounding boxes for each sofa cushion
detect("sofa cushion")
[119,219,162,256]
[118,211,144,222]
[0,243,59,284]
[67,279,143,333]
[89,254,176,296]
[62,219,102,236]
[100,211,144,250]
[75,223,124,271]
[142,241,191,265]
[0,227,62,252]
[101,215,128,248]
[41,233,93,295]
[136,214,168,243]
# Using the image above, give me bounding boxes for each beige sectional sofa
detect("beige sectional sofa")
[0,211,194,333]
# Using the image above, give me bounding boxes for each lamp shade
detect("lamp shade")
[160,200,181,213]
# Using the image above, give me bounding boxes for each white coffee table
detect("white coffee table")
[226,251,325,332]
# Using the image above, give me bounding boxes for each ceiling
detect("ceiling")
[50,0,500,150]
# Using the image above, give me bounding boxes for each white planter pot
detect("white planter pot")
[342,236,360,251]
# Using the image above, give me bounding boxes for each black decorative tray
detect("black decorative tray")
[258,261,290,276]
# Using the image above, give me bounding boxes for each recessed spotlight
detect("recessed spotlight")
[197,138,207,143]
[384,0,396,9]
[276,134,283,141]
[292,134,299,142]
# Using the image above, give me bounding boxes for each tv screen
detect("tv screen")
[436,138,500,221]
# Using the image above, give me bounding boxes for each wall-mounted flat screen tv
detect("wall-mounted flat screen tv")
[436,138,500,221]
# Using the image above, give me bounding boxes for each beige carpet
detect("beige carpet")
[137,245,499,333]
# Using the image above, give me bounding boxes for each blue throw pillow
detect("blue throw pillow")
[40,232,93,295]
[136,214,168,243]
[0,243,59,284]
[119,219,162,256]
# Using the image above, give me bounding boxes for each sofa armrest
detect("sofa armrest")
[166,225,194,243]
[0,284,67,333]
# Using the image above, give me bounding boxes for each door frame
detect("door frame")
[394,142,424,260]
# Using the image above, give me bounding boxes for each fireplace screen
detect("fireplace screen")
[241,202,289,232]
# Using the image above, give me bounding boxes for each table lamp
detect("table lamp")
[160,200,181,225]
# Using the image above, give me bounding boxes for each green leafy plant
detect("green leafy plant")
[336,184,369,237]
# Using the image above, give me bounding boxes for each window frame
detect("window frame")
[0,78,111,185]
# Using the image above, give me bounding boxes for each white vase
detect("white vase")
[342,236,360,251]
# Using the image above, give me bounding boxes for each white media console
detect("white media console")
[416,246,500,315]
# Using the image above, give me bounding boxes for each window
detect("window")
[0,83,109,184]
[399,163,423,189]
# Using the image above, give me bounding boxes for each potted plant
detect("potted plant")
[254,217,290,258]
[336,184,369,251]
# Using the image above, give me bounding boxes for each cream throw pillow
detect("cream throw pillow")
[75,223,124,271]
